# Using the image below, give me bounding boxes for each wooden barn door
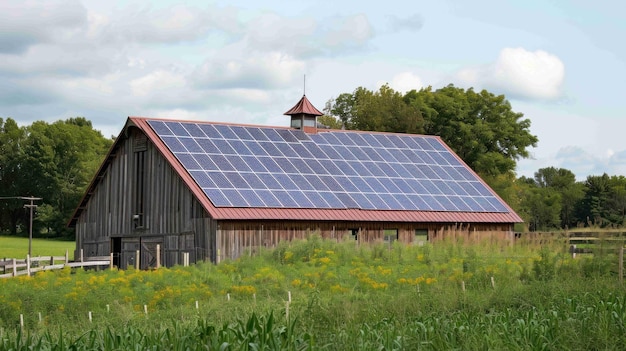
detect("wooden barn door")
[120,238,140,269]
[140,237,163,270]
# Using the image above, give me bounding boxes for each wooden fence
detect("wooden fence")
[0,245,188,278]
[0,250,111,278]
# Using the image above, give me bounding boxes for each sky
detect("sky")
[1,0,625,181]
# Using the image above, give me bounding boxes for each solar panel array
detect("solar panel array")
[147,120,509,213]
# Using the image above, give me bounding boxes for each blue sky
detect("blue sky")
[1,0,624,180]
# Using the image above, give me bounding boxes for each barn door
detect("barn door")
[140,237,163,269]
[121,238,140,269]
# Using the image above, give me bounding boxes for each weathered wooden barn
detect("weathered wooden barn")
[70,96,522,269]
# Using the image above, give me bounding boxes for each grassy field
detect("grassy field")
[0,236,625,350]
[0,236,75,258]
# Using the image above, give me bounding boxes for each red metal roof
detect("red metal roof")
[131,117,522,224]
[283,95,323,116]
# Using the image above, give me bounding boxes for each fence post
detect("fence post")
[65,250,69,264]
[12,258,16,276]
[26,255,31,277]
[183,252,189,267]
[156,245,161,269]
[110,252,114,270]
[619,245,624,284]
[135,250,140,270]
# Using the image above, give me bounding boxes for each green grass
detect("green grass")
[0,236,75,258]
[1,237,625,350]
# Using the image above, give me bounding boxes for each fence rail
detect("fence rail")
[0,251,111,279]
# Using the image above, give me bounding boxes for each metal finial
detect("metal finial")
[303,74,306,96]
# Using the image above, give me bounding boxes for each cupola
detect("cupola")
[284,95,323,133]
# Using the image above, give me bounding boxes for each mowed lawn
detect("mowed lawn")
[0,236,75,258]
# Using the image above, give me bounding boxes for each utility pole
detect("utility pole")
[23,197,42,257]
[0,196,42,256]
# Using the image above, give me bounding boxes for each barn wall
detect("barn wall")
[74,127,216,268]
[215,220,514,261]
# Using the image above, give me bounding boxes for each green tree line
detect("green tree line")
[0,117,112,238]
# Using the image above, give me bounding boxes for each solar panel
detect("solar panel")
[197,139,219,154]
[182,123,206,138]
[214,125,237,139]
[148,120,511,213]
[229,140,253,156]
[231,126,254,140]
[199,124,221,139]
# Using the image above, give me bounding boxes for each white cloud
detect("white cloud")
[193,52,305,90]
[458,47,565,100]
[0,0,87,53]
[245,13,374,58]
[382,72,424,93]
[130,70,186,97]
[324,14,373,48]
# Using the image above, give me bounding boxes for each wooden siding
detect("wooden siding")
[75,127,217,268]
[216,220,514,261]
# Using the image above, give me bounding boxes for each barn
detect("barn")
[70,95,522,269]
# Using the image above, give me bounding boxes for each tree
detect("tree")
[317,115,343,129]
[520,184,562,231]
[533,167,585,228]
[0,117,112,238]
[0,118,28,235]
[326,93,356,128]
[28,118,113,237]
[405,85,538,177]
[577,174,611,227]
[326,85,424,134]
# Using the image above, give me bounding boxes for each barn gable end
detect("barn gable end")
[72,124,217,268]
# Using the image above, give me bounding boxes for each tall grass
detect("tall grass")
[1,236,625,350]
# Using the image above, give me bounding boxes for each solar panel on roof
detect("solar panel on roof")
[275,143,299,157]
[196,139,219,154]
[214,125,237,139]
[205,189,230,206]
[239,189,266,207]
[183,123,206,138]
[168,122,190,136]
[255,189,282,207]
[148,120,511,213]
[276,129,299,143]
[222,189,248,207]
[228,140,253,155]
[212,139,235,155]
[180,139,203,153]
[231,126,254,140]
[305,175,329,191]
[305,191,330,208]
[199,124,221,139]
[273,190,298,207]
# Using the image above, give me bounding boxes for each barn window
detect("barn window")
[414,229,428,246]
[384,229,398,243]
[349,228,359,240]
